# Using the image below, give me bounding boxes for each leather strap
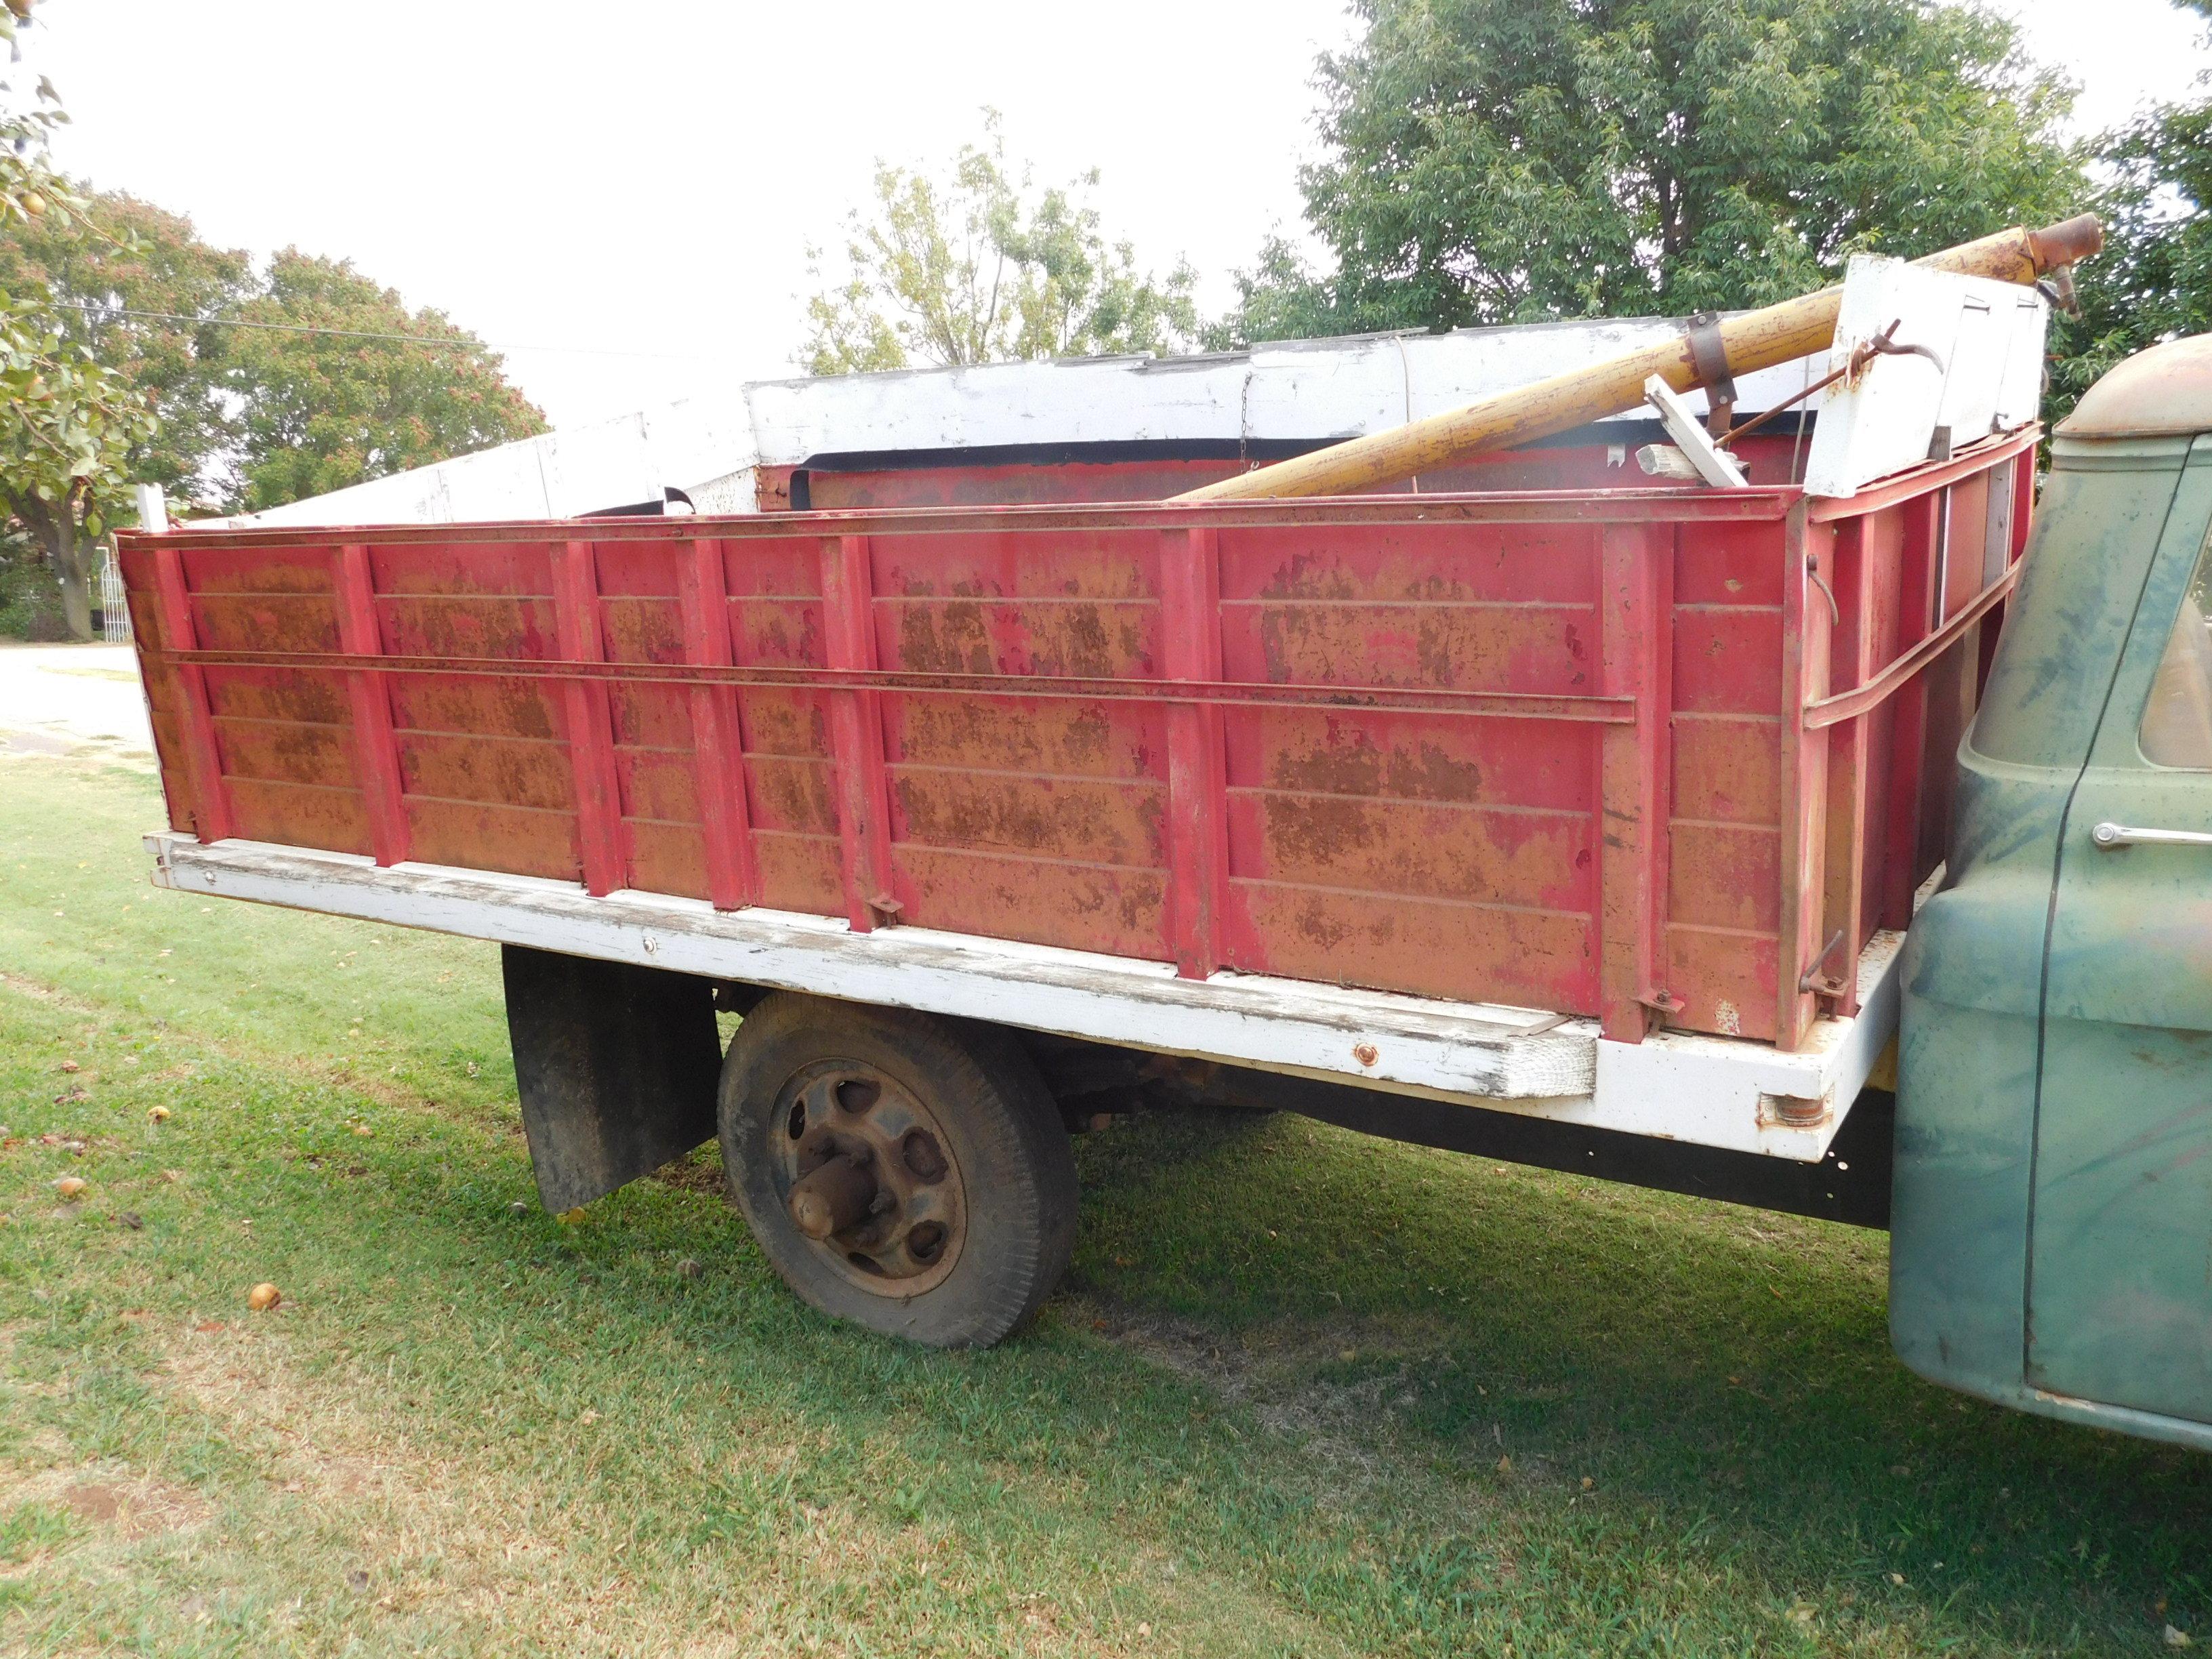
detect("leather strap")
[1684,310,1737,436]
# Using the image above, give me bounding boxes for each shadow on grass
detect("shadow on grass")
[1065,1103,2212,1637]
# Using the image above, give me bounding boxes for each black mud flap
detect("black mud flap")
[501,945,722,1212]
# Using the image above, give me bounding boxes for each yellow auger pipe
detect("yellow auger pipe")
[1174,214,2105,501]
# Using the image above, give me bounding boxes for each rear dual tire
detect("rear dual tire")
[718,994,1078,1348]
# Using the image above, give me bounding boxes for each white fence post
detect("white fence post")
[101,484,168,644]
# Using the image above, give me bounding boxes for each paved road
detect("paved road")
[0,642,155,759]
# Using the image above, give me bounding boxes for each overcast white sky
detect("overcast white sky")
[26,0,2212,428]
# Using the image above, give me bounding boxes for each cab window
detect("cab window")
[2140,535,2212,766]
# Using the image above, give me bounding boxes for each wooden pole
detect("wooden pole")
[1174,215,2104,502]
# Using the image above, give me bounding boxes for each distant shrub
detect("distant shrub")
[0,540,68,641]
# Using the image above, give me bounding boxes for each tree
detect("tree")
[1212,0,2085,345]
[0,3,158,640]
[2051,1,2212,414]
[214,249,548,512]
[801,115,1197,374]
[0,188,252,505]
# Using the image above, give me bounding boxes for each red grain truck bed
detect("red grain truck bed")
[121,426,2033,1163]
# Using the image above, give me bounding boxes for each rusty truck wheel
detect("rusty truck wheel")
[718,994,1077,1347]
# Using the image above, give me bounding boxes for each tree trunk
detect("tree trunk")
[16,495,98,642]
[55,541,93,642]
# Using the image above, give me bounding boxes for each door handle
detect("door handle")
[2091,821,2212,849]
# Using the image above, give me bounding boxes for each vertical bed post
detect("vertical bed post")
[1776,504,1835,1049]
[551,538,628,897]
[1595,521,1673,1040]
[1160,525,1231,979]
[820,533,898,931]
[1818,516,1878,1016]
[1880,491,1944,930]
[150,541,234,844]
[676,538,758,912]
[331,542,411,867]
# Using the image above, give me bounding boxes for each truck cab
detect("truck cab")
[1894,333,2212,1450]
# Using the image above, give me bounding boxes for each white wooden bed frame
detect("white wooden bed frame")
[148,831,1901,1164]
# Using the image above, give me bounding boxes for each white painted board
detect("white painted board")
[144,832,1904,1163]
[1801,253,2049,498]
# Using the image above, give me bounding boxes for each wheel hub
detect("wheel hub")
[773,1061,966,1294]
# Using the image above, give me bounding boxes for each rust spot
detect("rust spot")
[897,602,998,676]
[894,773,1164,865]
[1264,793,1384,865]
[747,758,839,833]
[600,598,686,664]
[1263,720,1488,805]
[896,699,1124,775]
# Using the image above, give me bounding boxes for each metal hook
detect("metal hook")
[1806,554,1842,627]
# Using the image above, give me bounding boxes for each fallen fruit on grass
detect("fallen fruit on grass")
[54,1176,86,1200]
[118,1212,142,1230]
[557,1207,586,1225]
[677,1257,702,1279]
[148,1105,171,1123]
[59,1059,79,1073]
[247,1283,281,1312]
[507,1200,529,1216]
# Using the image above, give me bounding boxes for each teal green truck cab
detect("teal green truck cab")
[1894,334,2212,1450]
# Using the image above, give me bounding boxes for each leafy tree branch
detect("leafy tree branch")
[802,113,1197,374]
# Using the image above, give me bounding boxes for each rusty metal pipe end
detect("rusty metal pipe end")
[2028,213,2104,274]
[788,1153,877,1240]
[1767,1092,1830,1130]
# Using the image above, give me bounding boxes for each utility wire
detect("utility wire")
[47,300,726,361]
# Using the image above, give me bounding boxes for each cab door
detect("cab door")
[2027,439,2212,1422]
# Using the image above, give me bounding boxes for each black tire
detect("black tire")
[718,993,1078,1347]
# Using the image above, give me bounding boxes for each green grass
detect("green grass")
[1,754,2207,1657]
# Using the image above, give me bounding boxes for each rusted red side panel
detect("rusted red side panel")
[121,428,2035,1047]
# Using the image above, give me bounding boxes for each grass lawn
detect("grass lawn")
[1,753,2207,1657]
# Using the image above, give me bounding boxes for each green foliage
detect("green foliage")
[0,529,66,640]
[0,288,156,545]
[0,190,252,504]
[2053,11,2212,415]
[802,114,1197,374]
[0,4,545,636]
[216,250,548,512]
[0,12,159,640]
[1198,235,1343,352]
[1214,0,2085,345]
